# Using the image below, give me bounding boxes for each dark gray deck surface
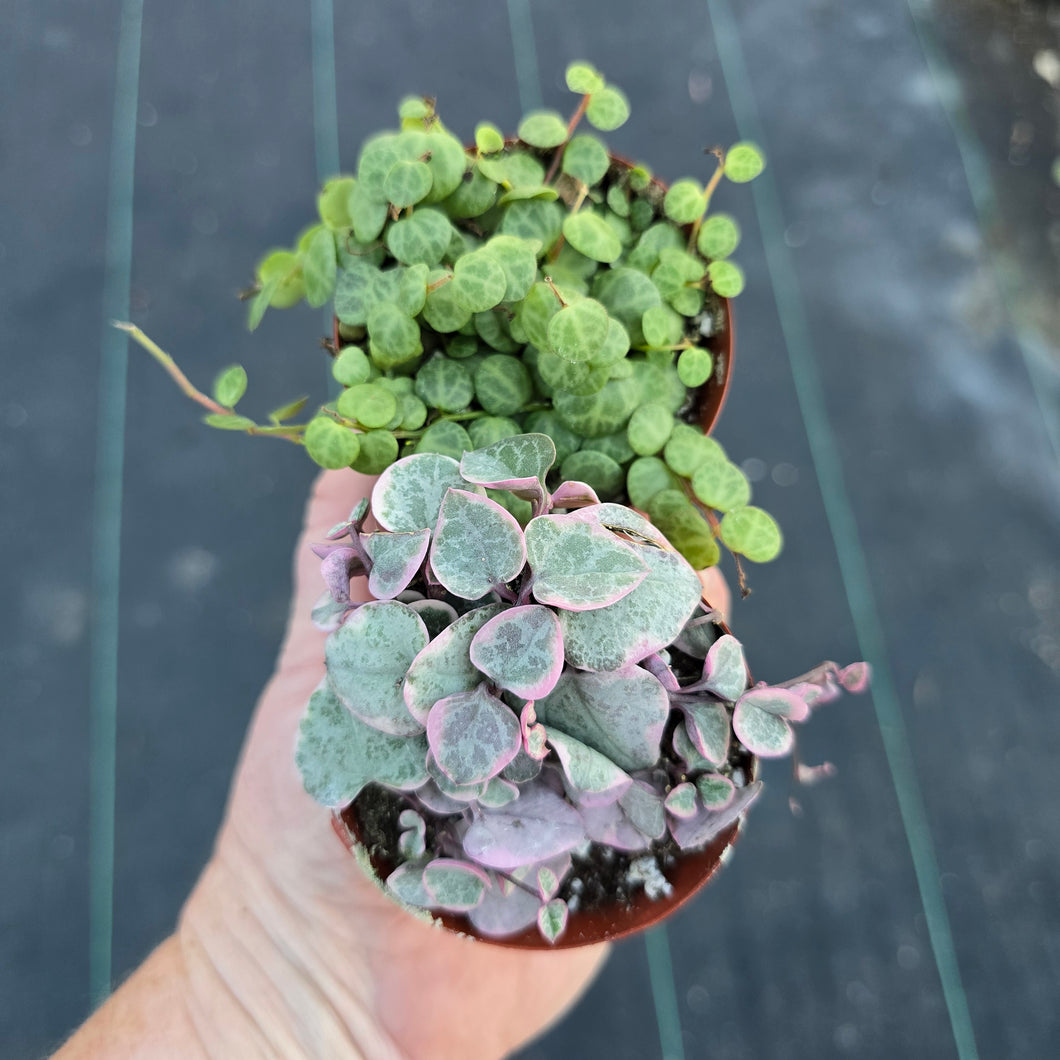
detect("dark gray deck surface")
[2,1,1058,1057]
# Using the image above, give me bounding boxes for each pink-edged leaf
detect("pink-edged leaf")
[466,874,542,937]
[672,720,715,772]
[510,851,573,893]
[325,498,369,540]
[363,529,431,601]
[537,865,560,901]
[463,783,587,870]
[557,538,702,671]
[524,513,648,611]
[839,661,871,694]
[699,634,749,701]
[548,728,632,806]
[415,781,466,815]
[386,862,433,907]
[425,753,488,802]
[784,680,842,709]
[459,434,556,506]
[470,605,564,698]
[737,686,810,723]
[664,782,698,819]
[641,652,680,692]
[670,780,763,851]
[422,858,490,912]
[680,698,731,767]
[503,747,544,782]
[674,611,721,659]
[311,590,348,633]
[404,603,504,724]
[318,545,366,604]
[732,700,794,757]
[398,824,426,860]
[520,701,549,760]
[430,489,527,599]
[619,781,667,840]
[478,776,520,807]
[550,480,600,509]
[372,452,469,532]
[325,601,428,736]
[796,761,837,785]
[694,773,735,810]
[579,799,655,852]
[535,667,669,772]
[426,684,522,786]
[562,502,670,548]
[537,898,569,943]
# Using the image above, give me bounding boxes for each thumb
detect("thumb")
[278,468,377,675]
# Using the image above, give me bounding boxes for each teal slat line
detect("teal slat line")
[645,927,686,1060]
[90,0,144,1009]
[311,0,340,182]
[505,0,542,113]
[704,1,980,1057]
[310,0,341,390]
[902,0,1060,466]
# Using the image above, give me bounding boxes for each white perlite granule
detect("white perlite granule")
[628,856,673,901]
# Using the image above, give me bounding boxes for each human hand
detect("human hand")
[178,470,610,1059]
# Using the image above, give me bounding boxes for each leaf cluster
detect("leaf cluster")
[295,435,870,942]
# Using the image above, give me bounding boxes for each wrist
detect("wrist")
[179,835,402,1060]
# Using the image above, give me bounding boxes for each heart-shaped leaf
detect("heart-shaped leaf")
[363,529,430,601]
[670,781,763,851]
[463,783,587,870]
[535,667,668,772]
[550,480,600,509]
[467,876,541,937]
[524,514,648,611]
[619,781,667,840]
[295,684,428,807]
[672,720,716,772]
[431,489,527,599]
[696,634,749,700]
[386,862,433,908]
[679,698,730,767]
[416,781,466,815]
[737,686,810,723]
[426,684,522,786]
[469,605,564,699]
[664,782,699,819]
[459,434,557,505]
[548,728,631,806]
[557,538,702,671]
[426,752,487,802]
[326,601,428,735]
[404,604,505,724]
[732,699,794,757]
[478,776,520,808]
[422,859,489,912]
[562,502,670,548]
[537,898,569,943]
[695,773,735,810]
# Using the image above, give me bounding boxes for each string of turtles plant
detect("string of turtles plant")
[296,433,869,943]
[118,60,777,587]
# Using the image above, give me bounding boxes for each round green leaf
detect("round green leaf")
[475,355,533,417]
[641,304,684,349]
[500,199,563,253]
[317,176,355,229]
[334,261,401,327]
[469,605,564,699]
[626,456,682,511]
[522,411,582,466]
[414,354,474,413]
[707,259,745,298]
[516,281,562,349]
[302,228,337,308]
[592,266,662,344]
[442,168,497,219]
[397,262,429,317]
[475,122,504,154]
[385,159,433,209]
[348,180,389,242]
[212,365,247,409]
[562,212,622,264]
[400,394,428,430]
[664,422,724,478]
[697,214,741,259]
[691,458,751,512]
[553,376,640,437]
[585,86,630,131]
[422,130,468,203]
[560,449,624,498]
[351,429,399,474]
[724,142,766,183]
[536,349,610,396]
[565,61,604,95]
[386,208,453,266]
[451,251,508,312]
[481,234,539,302]
[647,490,720,570]
[548,298,610,362]
[366,303,423,369]
[415,420,472,459]
[606,184,630,218]
[326,601,428,735]
[332,345,371,386]
[627,402,674,456]
[562,135,610,187]
[304,416,360,469]
[677,347,713,388]
[423,269,472,332]
[203,413,255,431]
[518,110,569,148]
[664,179,705,225]
[719,506,783,562]
[468,416,521,448]
[337,382,398,429]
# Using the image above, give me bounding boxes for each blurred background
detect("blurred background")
[2,0,1058,1056]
